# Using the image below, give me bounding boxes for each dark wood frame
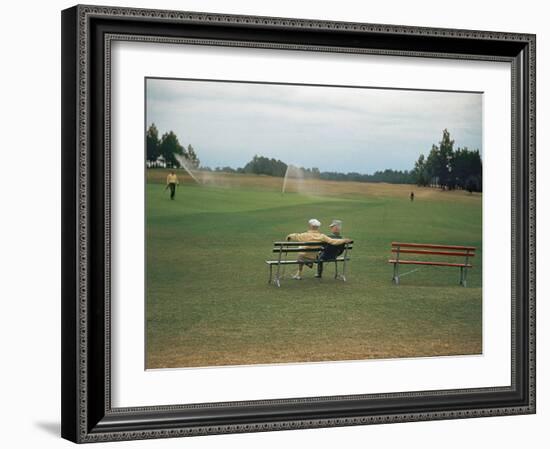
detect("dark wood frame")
[61,4,536,443]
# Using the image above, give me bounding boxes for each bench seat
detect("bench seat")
[388,241,475,287]
[388,259,472,268]
[267,241,353,286]
[266,256,350,265]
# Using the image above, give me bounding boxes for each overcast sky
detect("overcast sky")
[146,78,482,174]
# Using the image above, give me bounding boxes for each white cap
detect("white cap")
[308,218,321,227]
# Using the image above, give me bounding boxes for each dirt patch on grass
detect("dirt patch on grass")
[147,338,482,369]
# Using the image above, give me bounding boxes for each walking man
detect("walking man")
[166,171,179,200]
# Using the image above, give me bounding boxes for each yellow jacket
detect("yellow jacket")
[166,173,179,184]
[286,230,347,260]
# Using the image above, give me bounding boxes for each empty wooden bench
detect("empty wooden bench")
[266,241,354,287]
[388,242,475,287]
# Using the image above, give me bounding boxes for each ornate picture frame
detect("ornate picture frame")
[61,4,536,443]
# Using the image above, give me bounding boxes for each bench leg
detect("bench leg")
[274,273,282,287]
[459,267,468,287]
[331,261,346,281]
[273,267,281,287]
[267,263,282,287]
[392,263,400,285]
[342,257,347,282]
[275,262,282,287]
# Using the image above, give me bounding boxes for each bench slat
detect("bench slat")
[274,240,354,246]
[388,259,473,268]
[266,257,350,265]
[391,242,476,251]
[273,246,353,253]
[391,248,474,257]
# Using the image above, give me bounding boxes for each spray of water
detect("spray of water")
[175,153,202,184]
[197,170,225,186]
[282,164,306,194]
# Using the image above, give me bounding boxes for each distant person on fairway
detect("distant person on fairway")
[286,219,351,280]
[166,171,179,200]
[410,191,415,202]
[315,220,347,279]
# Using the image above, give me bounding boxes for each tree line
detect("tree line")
[412,129,482,192]
[319,169,414,184]
[146,124,481,191]
[146,123,200,168]
[200,155,410,183]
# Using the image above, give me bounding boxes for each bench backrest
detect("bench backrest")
[391,242,475,260]
[272,241,354,254]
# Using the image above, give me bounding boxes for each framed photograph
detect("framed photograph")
[61,4,536,443]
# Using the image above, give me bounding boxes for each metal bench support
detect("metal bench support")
[274,246,283,287]
[392,263,400,285]
[459,254,470,287]
[392,245,400,284]
[340,243,349,282]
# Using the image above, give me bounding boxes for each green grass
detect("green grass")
[146,173,482,368]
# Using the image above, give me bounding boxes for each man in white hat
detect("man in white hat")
[286,219,351,280]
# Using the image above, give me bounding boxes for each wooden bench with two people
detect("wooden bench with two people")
[388,241,476,287]
[266,219,353,287]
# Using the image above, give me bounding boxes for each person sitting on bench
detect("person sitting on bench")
[315,220,346,279]
[286,218,351,280]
